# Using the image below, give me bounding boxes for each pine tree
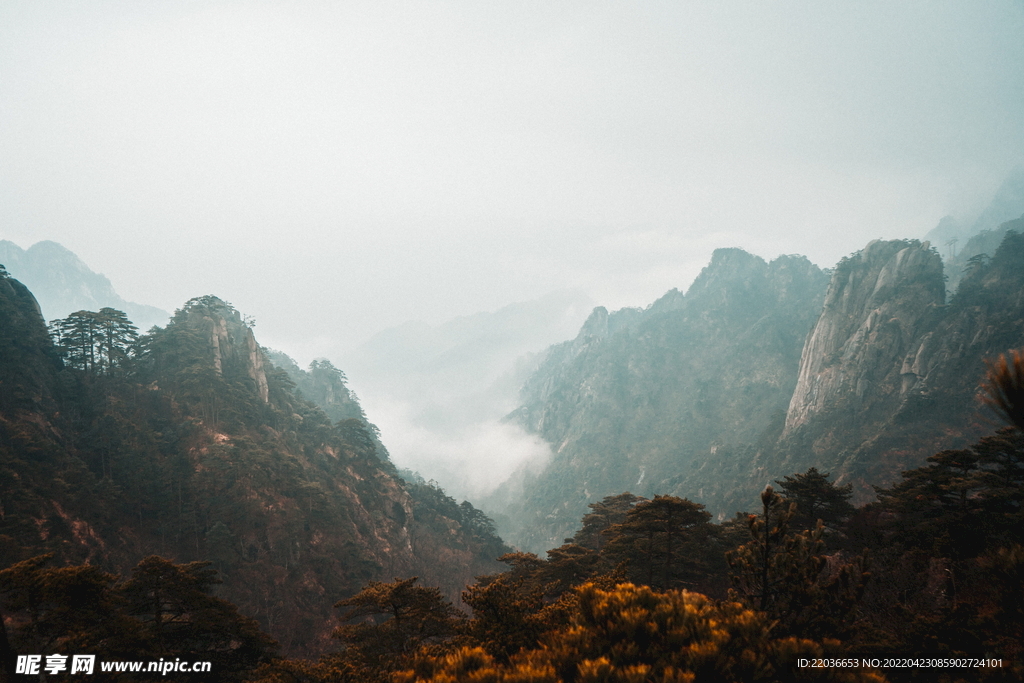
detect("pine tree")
[119,556,277,679]
[876,429,1024,557]
[54,311,100,371]
[49,308,138,375]
[0,555,139,659]
[776,467,855,531]
[537,543,604,598]
[398,583,886,683]
[569,492,642,551]
[332,577,463,680]
[601,495,713,590]
[727,486,868,640]
[95,307,138,374]
[461,574,546,663]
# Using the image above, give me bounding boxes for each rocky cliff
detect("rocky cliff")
[0,266,59,412]
[782,239,945,437]
[770,224,1024,499]
[175,295,270,403]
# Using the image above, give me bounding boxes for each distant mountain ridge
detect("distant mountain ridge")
[0,239,169,330]
[346,288,594,406]
[925,166,1024,291]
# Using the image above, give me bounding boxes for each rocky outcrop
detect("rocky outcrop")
[0,269,59,411]
[176,296,270,403]
[783,240,945,436]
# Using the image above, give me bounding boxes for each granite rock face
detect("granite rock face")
[772,226,1024,500]
[783,239,945,437]
[179,297,270,403]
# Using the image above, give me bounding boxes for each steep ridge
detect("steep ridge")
[492,250,829,552]
[0,281,506,657]
[264,350,369,424]
[941,216,1021,294]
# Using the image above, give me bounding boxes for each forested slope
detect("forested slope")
[493,250,829,551]
[0,273,506,657]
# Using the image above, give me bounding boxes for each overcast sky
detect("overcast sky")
[2,1,1023,361]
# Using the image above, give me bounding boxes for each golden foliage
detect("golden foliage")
[398,583,886,682]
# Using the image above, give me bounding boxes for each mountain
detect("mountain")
[967,166,1024,237]
[494,228,1024,553]
[490,250,830,552]
[0,239,168,330]
[0,279,506,657]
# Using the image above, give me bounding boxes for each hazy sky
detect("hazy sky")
[2,1,1023,360]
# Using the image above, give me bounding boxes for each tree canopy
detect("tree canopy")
[775,467,855,530]
[49,307,138,374]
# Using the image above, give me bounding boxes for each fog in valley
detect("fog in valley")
[3,1,1024,502]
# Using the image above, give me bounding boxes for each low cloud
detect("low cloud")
[363,395,552,503]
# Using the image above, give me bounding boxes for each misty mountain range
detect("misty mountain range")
[924,166,1024,255]
[2,170,1024,675]
[2,169,1024,557]
[6,3,1024,673]
[338,289,595,502]
[491,224,1024,551]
